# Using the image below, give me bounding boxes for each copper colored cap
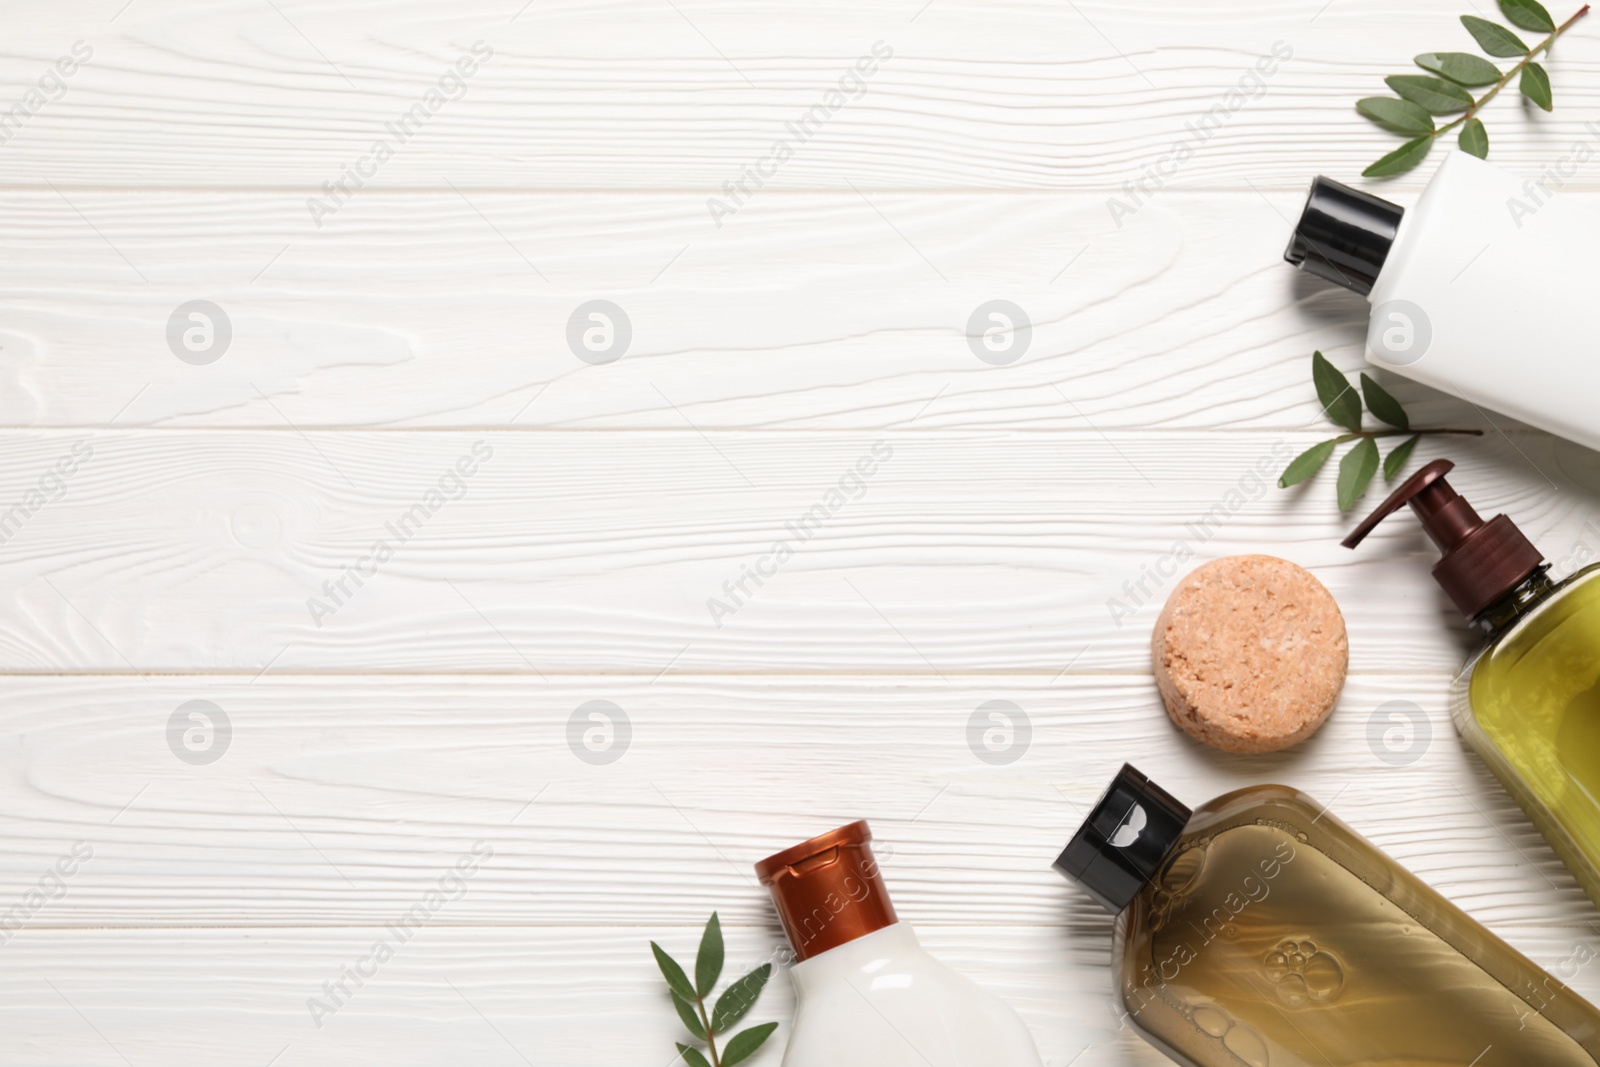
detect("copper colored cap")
[1343,459,1544,619]
[755,821,897,962]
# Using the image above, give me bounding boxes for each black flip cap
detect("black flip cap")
[1053,763,1192,914]
[1284,176,1404,297]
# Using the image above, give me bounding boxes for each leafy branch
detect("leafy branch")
[1358,0,1590,176]
[651,913,779,1067]
[1278,352,1483,510]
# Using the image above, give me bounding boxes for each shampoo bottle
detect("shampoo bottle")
[1056,764,1600,1067]
[756,821,1043,1067]
[1344,458,1600,905]
[1284,150,1600,453]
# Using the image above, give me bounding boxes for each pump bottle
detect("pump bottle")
[756,821,1043,1067]
[1284,150,1600,452]
[1344,458,1600,905]
[1056,764,1600,1067]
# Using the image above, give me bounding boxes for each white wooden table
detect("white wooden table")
[3,2,1600,1064]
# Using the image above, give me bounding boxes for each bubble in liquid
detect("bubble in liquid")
[1223,1022,1270,1067]
[1303,951,1345,1000]
[1192,1006,1232,1038]
[1265,937,1346,1006]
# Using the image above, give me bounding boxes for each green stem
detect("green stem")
[1331,427,1483,443]
[697,995,721,1067]
[1434,3,1590,140]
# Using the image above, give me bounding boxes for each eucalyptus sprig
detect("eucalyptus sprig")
[1358,0,1590,176]
[1278,352,1483,510]
[651,913,779,1067]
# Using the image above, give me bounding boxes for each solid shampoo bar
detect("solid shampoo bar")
[1152,554,1347,754]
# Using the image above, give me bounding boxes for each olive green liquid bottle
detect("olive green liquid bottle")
[1056,765,1600,1067]
[1457,564,1600,904]
[1346,459,1600,906]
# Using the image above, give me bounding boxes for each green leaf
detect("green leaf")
[695,912,725,998]
[1461,15,1529,58]
[1385,74,1474,113]
[1458,118,1490,158]
[1356,96,1436,135]
[672,991,707,1040]
[1384,434,1423,482]
[712,965,772,1033]
[1415,51,1502,86]
[722,1022,780,1067]
[676,1043,714,1067]
[652,941,697,1001]
[1364,135,1435,177]
[1359,372,1410,431]
[1337,438,1381,512]
[1500,0,1556,33]
[1520,62,1553,110]
[1278,440,1339,488]
[1312,351,1363,433]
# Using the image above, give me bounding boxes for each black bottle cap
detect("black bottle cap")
[1053,763,1191,914]
[1283,176,1404,296]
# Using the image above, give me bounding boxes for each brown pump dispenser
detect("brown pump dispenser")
[1342,459,1545,620]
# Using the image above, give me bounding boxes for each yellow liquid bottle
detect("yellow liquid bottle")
[1458,564,1600,904]
[1056,765,1600,1067]
[1346,459,1600,906]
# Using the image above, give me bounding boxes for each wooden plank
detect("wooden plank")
[3,187,1600,435]
[0,675,1593,932]
[5,188,1595,432]
[2,1,1598,191]
[0,430,1595,674]
[1,189,1301,431]
[0,926,1162,1067]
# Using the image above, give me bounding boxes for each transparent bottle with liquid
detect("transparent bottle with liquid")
[1056,764,1600,1067]
[1345,459,1600,906]
[756,821,1044,1067]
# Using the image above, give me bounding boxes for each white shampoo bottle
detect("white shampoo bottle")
[1285,150,1600,453]
[755,821,1044,1067]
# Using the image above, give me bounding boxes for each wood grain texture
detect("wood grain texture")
[2,1,1599,191]
[0,927,1184,1067]
[5,923,1600,1067]
[6,2,1600,1063]
[0,675,1593,932]
[3,187,1596,432]
[0,430,1595,673]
